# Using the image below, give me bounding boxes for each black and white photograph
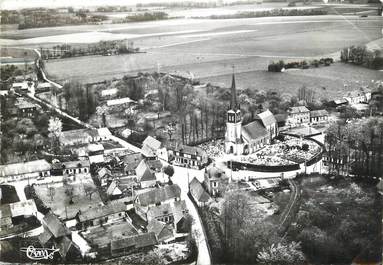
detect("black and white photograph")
[0,0,382,264]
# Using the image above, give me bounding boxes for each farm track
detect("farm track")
[278,179,301,236]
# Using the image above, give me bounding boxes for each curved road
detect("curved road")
[278,179,300,236]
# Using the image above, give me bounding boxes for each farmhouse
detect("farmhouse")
[146,200,188,225]
[310,109,329,124]
[61,160,90,176]
[9,199,38,218]
[14,98,38,118]
[135,160,156,188]
[141,136,162,158]
[97,167,113,186]
[343,91,369,105]
[0,159,51,182]
[110,232,157,257]
[60,129,101,146]
[77,202,126,229]
[204,166,228,197]
[189,177,211,206]
[147,219,174,243]
[286,106,310,126]
[170,145,208,169]
[123,153,143,175]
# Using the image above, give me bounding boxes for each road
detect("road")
[278,179,301,236]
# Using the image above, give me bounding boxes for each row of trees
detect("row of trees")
[205,8,328,19]
[40,41,137,60]
[325,116,383,177]
[268,58,334,72]
[340,46,383,70]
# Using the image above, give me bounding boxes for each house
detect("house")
[107,97,136,107]
[134,184,181,221]
[0,160,51,183]
[100,88,118,98]
[147,219,174,243]
[77,202,126,230]
[36,82,52,92]
[204,166,228,197]
[97,167,113,186]
[60,129,101,146]
[9,199,38,218]
[12,81,33,93]
[343,91,369,105]
[135,160,156,188]
[141,136,162,158]
[255,109,278,139]
[189,177,211,206]
[123,153,143,175]
[330,98,348,108]
[310,109,329,124]
[286,106,310,126]
[14,98,38,118]
[146,200,187,225]
[146,159,163,173]
[170,145,208,169]
[224,74,277,155]
[110,232,157,257]
[106,180,123,199]
[62,160,90,176]
[39,211,80,260]
[88,144,105,164]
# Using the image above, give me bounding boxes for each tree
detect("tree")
[84,184,97,200]
[65,185,75,204]
[163,165,174,183]
[48,186,55,201]
[48,117,62,152]
[258,241,305,265]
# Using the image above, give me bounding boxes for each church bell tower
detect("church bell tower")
[225,70,243,155]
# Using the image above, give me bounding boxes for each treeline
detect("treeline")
[200,8,328,19]
[125,12,169,22]
[268,58,334,72]
[40,41,138,60]
[340,45,383,70]
[137,1,221,8]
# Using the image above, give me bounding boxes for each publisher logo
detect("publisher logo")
[20,246,59,260]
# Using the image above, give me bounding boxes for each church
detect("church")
[224,74,278,155]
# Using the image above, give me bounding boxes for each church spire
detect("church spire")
[230,66,238,110]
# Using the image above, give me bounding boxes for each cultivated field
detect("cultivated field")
[2,9,382,100]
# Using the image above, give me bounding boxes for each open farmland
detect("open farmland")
[2,12,382,100]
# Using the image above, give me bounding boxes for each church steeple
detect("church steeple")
[230,73,238,110]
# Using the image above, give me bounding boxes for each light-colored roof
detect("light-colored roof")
[97,127,112,137]
[0,160,51,178]
[288,106,310,114]
[135,160,156,182]
[9,199,37,217]
[37,82,52,89]
[107,97,136,106]
[101,88,118,97]
[98,167,112,178]
[123,153,143,173]
[15,98,37,109]
[12,82,29,89]
[256,109,276,127]
[106,180,122,196]
[60,129,99,144]
[147,200,187,224]
[242,120,268,142]
[88,144,105,152]
[137,184,181,207]
[143,136,161,150]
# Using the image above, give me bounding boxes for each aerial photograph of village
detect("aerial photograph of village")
[0,0,382,264]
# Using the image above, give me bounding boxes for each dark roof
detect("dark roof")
[0,160,51,177]
[78,203,126,223]
[38,227,53,245]
[147,219,174,242]
[190,178,211,203]
[256,109,276,127]
[310,109,328,117]
[146,160,163,171]
[242,120,268,141]
[174,144,206,156]
[111,232,157,251]
[274,113,287,123]
[205,166,226,180]
[135,160,156,182]
[147,200,187,223]
[123,153,143,173]
[0,204,12,218]
[137,184,181,207]
[56,236,75,258]
[62,160,90,169]
[43,211,71,238]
